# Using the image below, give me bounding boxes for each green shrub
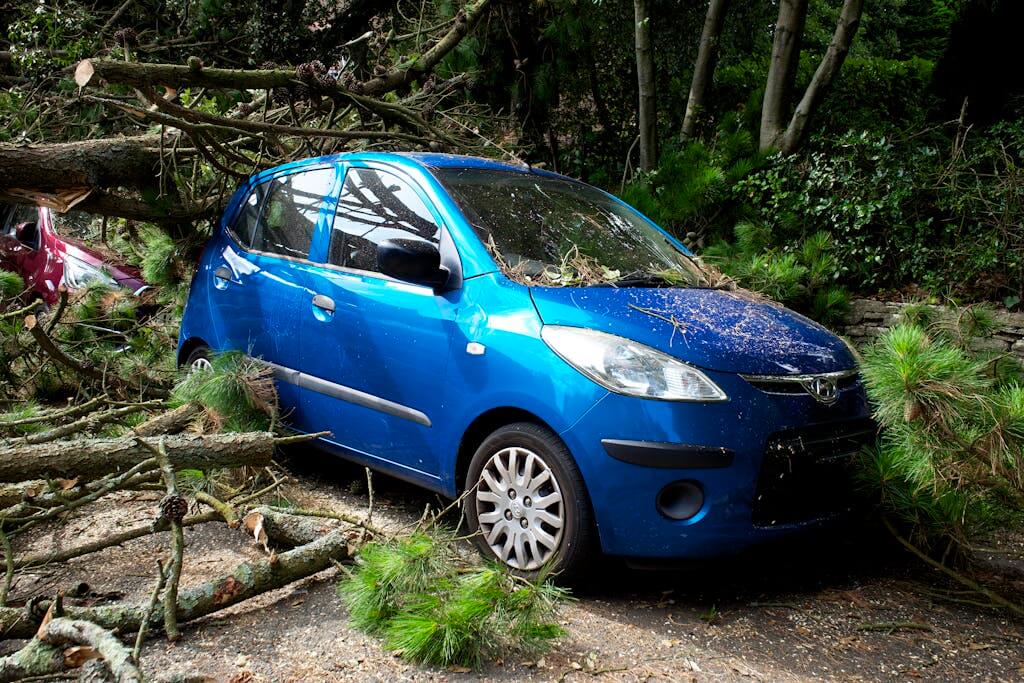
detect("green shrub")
[339,532,566,668]
[703,224,851,327]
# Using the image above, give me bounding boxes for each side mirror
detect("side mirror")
[377,238,448,289]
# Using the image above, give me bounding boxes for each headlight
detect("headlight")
[62,254,117,289]
[540,326,727,401]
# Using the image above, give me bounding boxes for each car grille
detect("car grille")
[742,370,860,397]
[751,418,877,527]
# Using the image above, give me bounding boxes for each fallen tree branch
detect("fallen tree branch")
[39,616,143,683]
[0,431,276,482]
[883,518,1024,617]
[4,458,157,535]
[132,402,202,437]
[0,397,106,432]
[150,439,185,642]
[0,520,355,639]
[22,401,162,444]
[0,637,67,682]
[133,560,166,664]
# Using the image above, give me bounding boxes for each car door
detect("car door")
[205,165,338,408]
[290,162,457,486]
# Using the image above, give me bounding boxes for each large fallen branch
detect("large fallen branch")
[39,617,142,683]
[0,520,354,639]
[0,432,275,482]
[0,136,167,192]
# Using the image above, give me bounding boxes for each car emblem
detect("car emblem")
[802,376,839,404]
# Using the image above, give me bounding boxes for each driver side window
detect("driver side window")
[2,205,41,250]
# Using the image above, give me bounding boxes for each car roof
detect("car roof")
[254,151,571,183]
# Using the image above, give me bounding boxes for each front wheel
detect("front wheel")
[464,422,595,580]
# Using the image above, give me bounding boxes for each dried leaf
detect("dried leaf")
[56,477,79,491]
[74,60,95,88]
[63,645,101,667]
[241,510,269,553]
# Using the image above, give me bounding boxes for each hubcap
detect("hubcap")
[190,356,212,373]
[475,446,564,571]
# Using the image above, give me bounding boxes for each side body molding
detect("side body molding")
[265,361,432,428]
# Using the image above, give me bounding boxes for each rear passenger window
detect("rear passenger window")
[231,168,334,259]
[328,168,440,272]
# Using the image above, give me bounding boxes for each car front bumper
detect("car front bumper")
[559,369,873,558]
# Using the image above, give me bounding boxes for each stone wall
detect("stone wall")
[841,299,1024,360]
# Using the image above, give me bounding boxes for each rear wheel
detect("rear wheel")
[464,422,595,580]
[184,345,212,373]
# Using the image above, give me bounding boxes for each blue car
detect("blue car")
[178,152,872,577]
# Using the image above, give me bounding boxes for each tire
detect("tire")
[183,345,213,373]
[464,422,596,581]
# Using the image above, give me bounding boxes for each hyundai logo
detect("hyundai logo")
[801,376,839,404]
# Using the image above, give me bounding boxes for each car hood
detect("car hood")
[63,240,145,285]
[529,286,855,375]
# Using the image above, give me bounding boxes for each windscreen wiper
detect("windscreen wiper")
[592,271,678,288]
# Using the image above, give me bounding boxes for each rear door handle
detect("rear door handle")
[312,294,335,313]
[214,265,232,282]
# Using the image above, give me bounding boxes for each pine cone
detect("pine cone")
[259,61,279,70]
[160,494,189,522]
[294,82,312,101]
[113,27,138,47]
[309,60,326,75]
[272,86,292,104]
[296,62,316,82]
[317,74,337,90]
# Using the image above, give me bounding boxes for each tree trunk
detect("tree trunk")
[681,0,730,140]
[633,0,658,170]
[778,0,864,154]
[759,0,808,151]
[0,136,167,193]
[0,432,275,483]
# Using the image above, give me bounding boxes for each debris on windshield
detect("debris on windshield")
[487,238,623,287]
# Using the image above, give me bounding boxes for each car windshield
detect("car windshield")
[434,168,711,287]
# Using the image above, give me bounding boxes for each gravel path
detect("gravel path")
[4,449,1022,682]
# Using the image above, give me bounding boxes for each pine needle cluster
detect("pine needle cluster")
[858,311,1024,557]
[170,351,279,432]
[338,532,567,668]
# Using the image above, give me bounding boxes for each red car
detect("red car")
[0,204,145,305]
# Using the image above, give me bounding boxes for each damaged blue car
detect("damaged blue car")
[178,152,872,577]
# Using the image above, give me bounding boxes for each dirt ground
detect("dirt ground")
[4,447,1023,682]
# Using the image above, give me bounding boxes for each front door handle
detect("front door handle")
[312,294,335,313]
[214,265,232,282]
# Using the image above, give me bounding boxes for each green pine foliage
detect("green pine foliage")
[170,351,279,432]
[339,532,567,668]
[703,225,851,326]
[858,314,1024,555]
[0,271,25,300]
